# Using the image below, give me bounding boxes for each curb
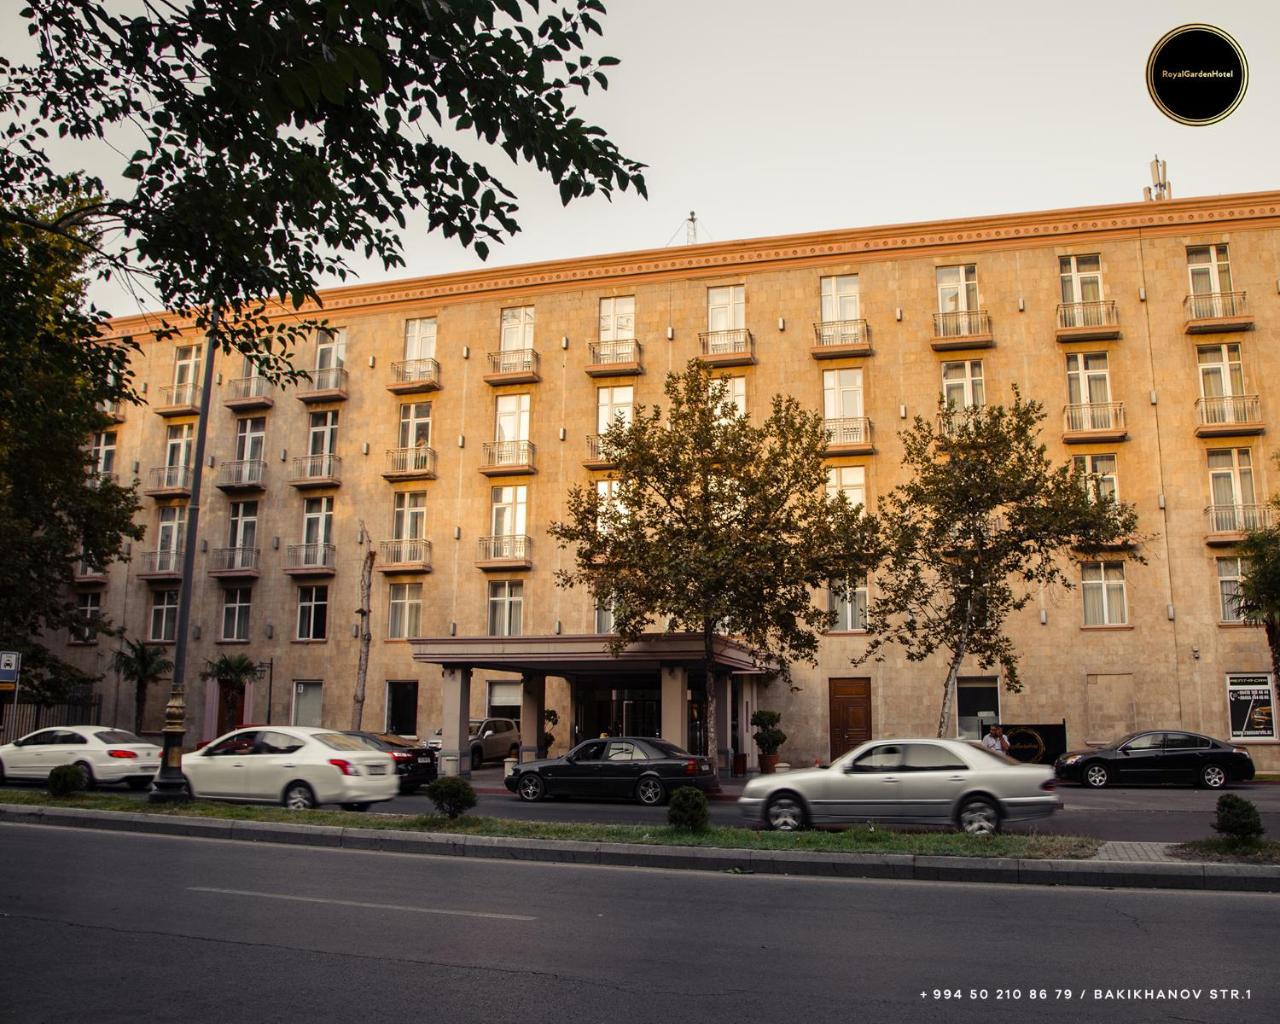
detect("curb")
[4,803,1278,892]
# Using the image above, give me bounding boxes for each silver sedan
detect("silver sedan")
[739,739,1061,834]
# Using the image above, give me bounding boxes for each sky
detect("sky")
[5,0,1279,314]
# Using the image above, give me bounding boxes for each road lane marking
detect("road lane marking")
[188,886,536,921]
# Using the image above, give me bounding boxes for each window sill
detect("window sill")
[383,638,413,644]
[824,630,869,637]
[1079,624,1134,631]
[291,638,329,645]
[1217,621,1255,629]
[147,639,176,646]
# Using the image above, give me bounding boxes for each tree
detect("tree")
[1234,525,1280,681]
[550,360,879,767]
[860,391,1141,737]
[113,638,175,735]
[0,198,143,700]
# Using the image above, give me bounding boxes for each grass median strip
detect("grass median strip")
[0,790,1100,859]
[1171,839,1280,865]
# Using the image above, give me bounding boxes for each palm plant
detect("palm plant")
[1235,526,1280,679]
[112,637,174,735]
[200,653,260,713]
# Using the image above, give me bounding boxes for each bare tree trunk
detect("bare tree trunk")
[936,643,967,738]
[351,521,375,730]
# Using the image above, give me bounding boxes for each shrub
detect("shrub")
[1213,793,1265,843]
[667,786,710,832]
[48,765,84,798]
[424,775,477,819]
[750,710,786,755]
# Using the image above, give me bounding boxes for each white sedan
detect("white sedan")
[0,726,161,790]
[183,726,398,810]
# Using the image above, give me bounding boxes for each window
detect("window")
[1072,454,1118,502]
[942,360,984,408]
[221,587,251,642]
[903,743,968,771]
[822,368,863,420]
[392,491,426,540]
[717,376,746,418]
[1059,254,1102,305]
[500,306,535,351]
[1121,732,1163,751]
[157,505,187,555]
[404,318,437,361]
[1217,556,1248,623]
[605,741,640,761]
[150,590,179,642]
[228,501,258,549]
[235,417,266,462]
[1207,448,1257,526]
[308,410,338,456]
[595,478,622,533]
[707,285,745,332]
[596,385,633,433]
[936,265,978,313]
[491,485,528,537]
[303,496,334,547]
[173,344,201,387]
[297,586,328,640]
[826,466,866,510]
[820,275,860,322]
[1197,344,1248,423]
[599,296,635,340]
[90,432,116,475]
[1188,244,1233,296]
[1082,562,1127,626]
[240,355,264,380]
[316,328,346,370]
[397,401,432,449]
[386,680,420,735]
[495,393,530,442]
[72,591,101,644]
[829,578,868,631]
[488,581,524,637]
[165,423,193,468]
[850,744,903,772]
[1065,353,1116,431]
[595,598,615,634]
[387,583,423,639]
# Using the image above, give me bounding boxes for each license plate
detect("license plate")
[368,765,388,775]
[417,757,431,764]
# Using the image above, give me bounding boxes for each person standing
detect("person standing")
[983,724,1011,755]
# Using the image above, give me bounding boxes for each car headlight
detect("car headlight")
[1061,754,1082,765]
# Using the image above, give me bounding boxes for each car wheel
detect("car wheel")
[1083,762,1110,788]
[74,761,96,790]
[282,782,317,810]
[470,747,483,771]
[764,793,806,831]
[125,777,151,792]
[517,772,545,802]
[341,802,370,812]
[635,776,666,807]
[958,796,1001,835]
[0,759,6,786]
[182,774,197,799]
[1200,763,1228,789]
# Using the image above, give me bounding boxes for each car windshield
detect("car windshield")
[966,742,1019,766]
[469,720,485,731]
[94,730,143,744]
[314,733,372,751]
[645,739,690,758]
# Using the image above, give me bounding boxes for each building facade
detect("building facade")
[57,189,1280,770]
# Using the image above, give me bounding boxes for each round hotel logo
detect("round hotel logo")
[1147,24,1248,125]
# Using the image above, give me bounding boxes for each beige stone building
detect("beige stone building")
[56,188,1280,771]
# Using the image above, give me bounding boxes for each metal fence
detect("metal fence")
[1,696,104,744]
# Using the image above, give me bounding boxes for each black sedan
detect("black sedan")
[1054,730,1254,789]
[342,732,437,794]
[504,736,718,806]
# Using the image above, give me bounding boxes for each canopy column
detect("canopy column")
[713,672,732,771]
[440,666,473,777]
[660,665,689,749]
[520,673,546,761]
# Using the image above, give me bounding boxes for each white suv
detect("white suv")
[428,718,521,769]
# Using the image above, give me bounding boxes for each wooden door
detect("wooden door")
[829,678,872,761]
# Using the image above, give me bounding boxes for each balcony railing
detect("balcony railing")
[285,542,336,571]
[585,434,617,466]
[388,358,441,391]
[587,339,641,370]
[1056,300,1119,334]
[208,547,261,573]
[226,376,274,403]
[146,465,192,492]
[478,535,531,561]
[1197,395,1262,429]
[290,453,341,484]
[379,538,432,567]
[488,349,539,376]
[933,309,991,339]
[697,329,754,363]
[1186,291,1248,321]
[299,366,349,400]
[824,417,872,449]
[139,548,183,575]
[384,446,437,477]
[482,440,535,471]
[216,459,266,489]
[1064,402,1125,433]
[73,559,108,581]
[156,383,201,411]
[99,399,126,422]
[1206,504,1272,534]
[812,319,869,350]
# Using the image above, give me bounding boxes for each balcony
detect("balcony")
[137,548,184,581]
[583,434,617,470]
[289,454,341,489]
[297,366,349,403]
[383,446,437,481]
[154,383,201,417]
[99,400,126,423]
[477,534,533,571]
[1056,301,1120,342]
[1195,395,1264,437]
[697,329,755,367]
[480,440,536,476]
[215,459,266,492]
[586,340,643,377]
[208,547,261,579]
[284,542,337,575]
[811,320,871,359]
[1205,504,1272,546]
[88,471,118,489]
[824,417,874,455]
[1184,292,1252,334]
[377,538,433,573]
[484,349,540,386]
[387,358,441,394]
[1062,403,1127,444]
[73,559,108,583]
[931,310,993,351]
[143,465,193,498]
[224,375,274,410]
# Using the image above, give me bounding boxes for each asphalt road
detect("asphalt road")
[0,823,1275,1024]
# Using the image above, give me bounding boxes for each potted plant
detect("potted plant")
[542,708,560,757]
[751,709,786,774]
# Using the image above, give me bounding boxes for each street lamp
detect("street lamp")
[255,658,274,725]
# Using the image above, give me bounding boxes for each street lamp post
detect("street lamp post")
[256,658,274,725]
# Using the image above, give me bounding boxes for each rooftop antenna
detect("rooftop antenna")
[686,210,698,245]
[1143,155,1172,202]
